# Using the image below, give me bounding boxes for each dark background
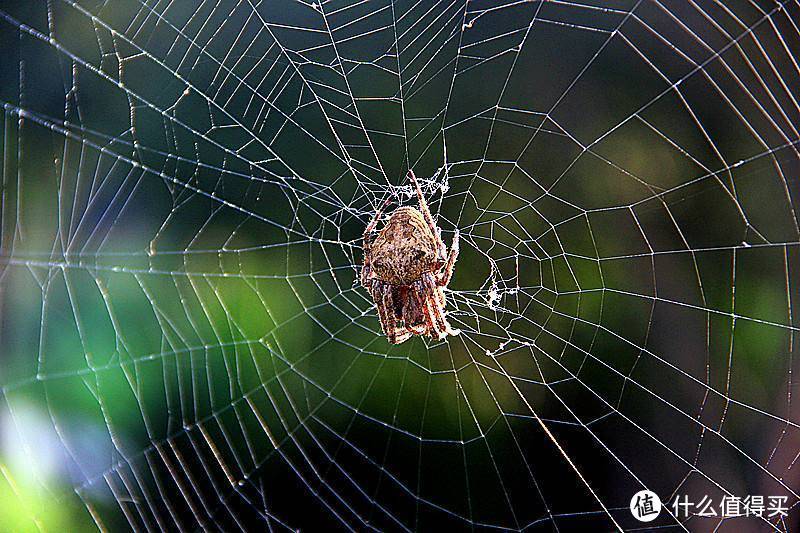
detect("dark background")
[1,0,800,531]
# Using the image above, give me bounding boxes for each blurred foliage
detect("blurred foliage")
[1,0,799,530]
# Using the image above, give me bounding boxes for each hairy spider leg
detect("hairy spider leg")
[427,268,450,315]
[407,170,448,259]
[369,282,388,328]
[407,320,428,336]
[376,283,397,341]
[413,276,456,340]
[400,286,428,335]
[423,273,461,337]
[437,229,460,287]
[410,280,441,338]
[392,328,413,344]
[380,283,412,344]
[371,282,391,333]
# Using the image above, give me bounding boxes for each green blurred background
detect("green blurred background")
[1,0,800,530]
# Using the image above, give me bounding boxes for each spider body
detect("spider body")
[368,206,438,285]
[361,171,460,344]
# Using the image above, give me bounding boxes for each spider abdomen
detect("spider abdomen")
[368,207,439,285]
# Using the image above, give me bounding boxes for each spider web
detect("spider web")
[1,0,800,530]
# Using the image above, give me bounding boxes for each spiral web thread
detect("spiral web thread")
[1,0,800,530]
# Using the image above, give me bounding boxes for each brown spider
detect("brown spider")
[361,170,460,344]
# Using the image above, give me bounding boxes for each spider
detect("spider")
[361,170,460,344]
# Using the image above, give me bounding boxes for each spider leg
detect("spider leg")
[407,322,427,335]
[381,285,399,343]
[365,198,390,236]
[437,229,459,287]
[422,274,460,338]
[392,329,413,344]
[410,281,440,338]
[371,283,392,337]
[402,289,428,335]
[408,170,447,257]
[373,282,392,335]
[361,265,371,288]
[379,284,412,344]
